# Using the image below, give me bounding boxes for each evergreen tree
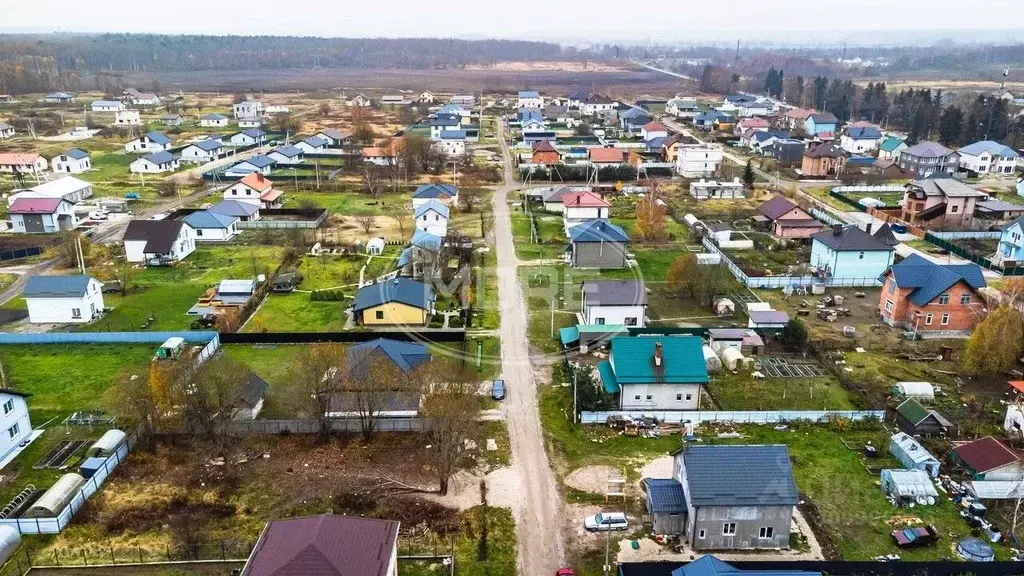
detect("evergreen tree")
[743,161,755,187]
[938,106,963,145]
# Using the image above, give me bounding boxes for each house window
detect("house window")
[759,526,775,539]
[7,424,18,439]
[645,395,652,401]
[595,318,605,325]
[884,300,893,313]
[686,394,693,401]
[2,400,12,414]
[961,294,971,305]
[71,308,81,319]
[723,523,736,536]
[698,529,706,539]
[938,294,950,305]
[624,317,638,326]
[941,313,950,325]
[196,229,203,237]
[925,313,933,325]
[634,395,641,401]
[375,310,384,320]
[951,205,959,213]
[676,394,683,402]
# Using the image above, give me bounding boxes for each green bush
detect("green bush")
[309,289,346,302]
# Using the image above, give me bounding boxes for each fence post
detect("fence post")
[53,549,58,566]
[110,546,115,564]
[138,545,143,564]
[82,548,87,566]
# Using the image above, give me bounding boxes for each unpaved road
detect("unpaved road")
[493,120,565,574]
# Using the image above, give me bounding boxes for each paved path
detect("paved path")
[492,119,565,575]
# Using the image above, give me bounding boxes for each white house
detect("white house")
[411,184,458,210]
[180,139,224,162]
[124,88,161,106]
[237,118,263,129]
[50,148,91,174]
[183,210,239,242]
[958,141,1020,175]
[0,390,31,463]
[666,96,698,119]
[91,100,125,113]
[414,199,449,237]
[123,219,197,265]
[124,131,172,153]
[640,121,669,140]
[295,136,328,154]
[581,280,647,327]
[313,129,350,147]
[10,176,93,204]
[225,172,279,207]
[228,129,267,147]
[233,100,265,119]
[23,275,104,324]
[200,113,229,127]
[840,126,883,154]
[433,132,466,157]
[265,105,291,114]
[562,191,610,222]
[451,94,475,106]
[223,155,274,177]
[517,91,543,109]
[676,142,724,177]
[0,123,14,139]
[347,93,372,107]
[580,97,616,116]
[267,146,304,165]
[115,109,142,126]
[598,337,707,411]
[130,151,179,173]
[419,91,436,104]
[8,197,77,233]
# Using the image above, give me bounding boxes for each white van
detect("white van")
[583,512,628,532]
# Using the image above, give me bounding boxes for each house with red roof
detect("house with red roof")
[951,436,1024,480]
[8,197,76,233]
[640,121,669,140]
[531,140,561,165]
[562,191,610,222]
[241,514,399,576]
[735,117,770,136]
[0,153,47,174]
[588,147,625,166]
[224,173,284,209]
[755,195,823,239]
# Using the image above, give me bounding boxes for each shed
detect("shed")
[712,298,735,316]
[893,382,935,402]
[24,473,86,518]
[889,433,940,478]
[951,436,1023,480]
[641,478,687,535]
[719,347,746,371]
[0,526,20,565]
[86,429,126,458]
[366,237,386,255]
[155,337,186,359]
[702,345,722,373]
[880,469,938,505]
[895,398,950,437]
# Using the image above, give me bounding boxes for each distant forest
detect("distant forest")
[0,34,592,94]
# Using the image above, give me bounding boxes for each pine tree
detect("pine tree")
[743,160,755,187]
[938,106,963,145]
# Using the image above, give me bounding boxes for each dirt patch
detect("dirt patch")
[464,61,628,73]
[798,497,841,560]
[422,466,523,512]
[565,465,618,495]
[640,456,673,480]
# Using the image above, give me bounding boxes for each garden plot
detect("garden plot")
[758,356,827,378]
[33,440,89,470]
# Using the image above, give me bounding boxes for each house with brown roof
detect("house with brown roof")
[950,437,1024,480]
[800,143,846,177]
[640,121,669,140]
[0,153,47,174]
[588,147,625,166]
[241,514,399,576]
[363,147,395,166]
[122,220,197,265]
[755,195,823,239]
[531,140,561,165]
[900,178,988,228]
[782,108,814,131]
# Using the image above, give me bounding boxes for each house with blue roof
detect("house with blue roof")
[517,90,543,109]
[200,113,229,127]
[353,277,435,326]
[567,220,629,268]
[223,155,275,178]
[694,110,730,130]
[669,445,799,549]
[129,151,179,174]
[414,199,449,237]
[840,125,883,154]
[958,140,1020,175]
[618,107,652,135]
[878,253,986,334]
[346,338,431,378]
[51,148,91,174]
[211,199,260,222]
[182,210,239,241]
[436,103,469,119]
[180,138,225,162]
[430,114,463,140]
[227,128,267,147]
[412,184,458,210]
[597,336,707,410]
[517,108,544,123]
[666,555,820,576]
[295,136,328,154]
[124,131,172,154]
[23,275,104,324]
[267,145,305,165]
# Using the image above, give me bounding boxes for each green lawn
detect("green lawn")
[283,190,410,215]
[0,344,155,420]
[244,292,347,333]
[220,344,305,417]
[708,371,857,411]
[293,255,365,291]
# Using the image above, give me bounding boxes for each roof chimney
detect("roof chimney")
[653,341,663,367]
[866,222,873,234]
[832,224,843,236]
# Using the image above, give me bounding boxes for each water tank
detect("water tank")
[23,473,86,518]
[86,429,126,459]
[0,525,20,565]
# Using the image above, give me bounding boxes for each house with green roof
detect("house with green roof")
[878,136,907,162]
[894,397,951,437]
[597,336,708,410]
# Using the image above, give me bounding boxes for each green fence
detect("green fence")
[923,232,1024,276]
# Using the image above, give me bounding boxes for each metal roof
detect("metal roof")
[271,146,303,158]
[411,229,443,252]
[879,136,905,152]
[958,140,1019,158]
[890,433,940,465]
[679,445,799,507]
[414,199,449,219]
[347,338,430,375]
[847,126,882,139]
[15,176,91,199]
[10,197,68,214]
[201,113,226,120]
[183,210,238,230]
[352,277,434,312]
[756,195,800,221]
[123,220,189,253]
[145,131,171,145]
[904,141,952,158]
[518,91,540,98]
[191,139,223,152]
[669,555,820,576]
[211,200,260,217]
[643,479,686,514]
[968,480,1024,500]
[23,275,96,298]
[812,225,893,252]
[568,219,629,243]
[582,280,647,306]
[608,336,708,384]
[302,136,328,148]
[141,151,175,165]
[881,254,986,307]
[953,436,1020,474]
[412,183,457,199]
[896,398,950,427]
[748,310,790,324]
[61,148,89,160]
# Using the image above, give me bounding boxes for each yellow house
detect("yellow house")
[353,277,434,326]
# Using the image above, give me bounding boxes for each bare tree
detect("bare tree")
[395,215,407,241]
[458,187,482,213]
[363,164,384,199]
[318,102,331,116]
[343,350,408,442]
[173,356,246,455]
[420,361,481,495]
[103,367,160,452]
[169,511,208,560]
[353,211,376,236]
[288,343,346,443]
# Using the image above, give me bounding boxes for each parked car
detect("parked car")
[892,525,939,548]
[491,379,505,401]
[583,512,628,532]
[88,211,108,220]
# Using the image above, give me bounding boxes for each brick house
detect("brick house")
[800,143,846,177]
[531,140,561,165]
[878,254,987,335]
[900,178,988,229]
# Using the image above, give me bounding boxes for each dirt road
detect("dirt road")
[492,120,565,574]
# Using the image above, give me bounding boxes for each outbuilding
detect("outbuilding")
[889,433,940,478]
[642,478,687,535]
[895,398,950,437]
[951,436,1024,480]
[24,473,86,518]
[86,429,127,458]
[880,469,938,506]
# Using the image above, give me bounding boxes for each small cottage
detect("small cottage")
[23,275,104,324]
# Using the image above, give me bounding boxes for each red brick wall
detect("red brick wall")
[533,150,560,165]
[879,277,983,331]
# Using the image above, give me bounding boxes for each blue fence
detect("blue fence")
[0,331,218,345]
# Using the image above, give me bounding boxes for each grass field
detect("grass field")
[708,370,857,411]
[244,292,347,333]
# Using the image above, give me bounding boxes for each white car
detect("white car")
[583,512,628,532]
[88,211,108,221]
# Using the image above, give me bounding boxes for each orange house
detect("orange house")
[879,254,987,334]
[532,140,561,165]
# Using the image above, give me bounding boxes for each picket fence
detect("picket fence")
[579,410,885,425]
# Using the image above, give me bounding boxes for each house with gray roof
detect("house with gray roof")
[51,148,91,174]
[180,138,225,162]
[223,155,275,178]
[0,123,14,139]
[901,178,987,228]
[898,141,960,178]
[958,140,1020,175]
[200,113,229,127]
[182,210,239,241]
[267,146,305,165]
[295,136,329,154]
[414,199,449,237]
[129,151,179,174]
[810,224,895,280]
[210,199,260,222]
[23,275,104,324]
[670,444,799,549]
[124,131,172,154]
[580,280,647,327]
[313,129,351,146]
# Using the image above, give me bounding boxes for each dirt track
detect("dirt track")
[493,120,565,574]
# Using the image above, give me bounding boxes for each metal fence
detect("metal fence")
[220,331,466,344]
[0,246,42,262]
[810,208,842,226]
[924,232,1024,276]
[930,230,1002,239]
[229,417,429,435]
[700,237,883,288]
[236,208,328,230]
[0,331,218,345]
[579,410,886,425]
[0,429,138,535]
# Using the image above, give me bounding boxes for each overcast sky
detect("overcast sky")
[4,0,1024,43]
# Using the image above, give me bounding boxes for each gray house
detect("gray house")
[567,220,629,268]
[671,444,799,550]
[898,141,960,179]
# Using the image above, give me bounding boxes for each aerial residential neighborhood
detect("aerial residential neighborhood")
[3,20,1024,576]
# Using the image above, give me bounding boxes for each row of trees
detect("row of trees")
[107,344,482,495]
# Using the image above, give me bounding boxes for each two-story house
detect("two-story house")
[801,142,846,177]
[580,280,647,327]
[997,216,1024,264]
[900,178,987,228]
[957,141,1020,175]
[233,100,265,119]
[878,254,987,335]
[123,220,197,265]
[51,148,91,174]
[597,336,707,410]
[517,91,543,109]
[666,95,698,119]
[675,141,723,177]
[810,225,895,280]
[0,390,31,463]
[878,136,908,162]
[840,126,883,154]
[898,141,960,178]
[804,113,838,138]
[414,199,449,237]
[562,191,610,223]
[225,173,283,208]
